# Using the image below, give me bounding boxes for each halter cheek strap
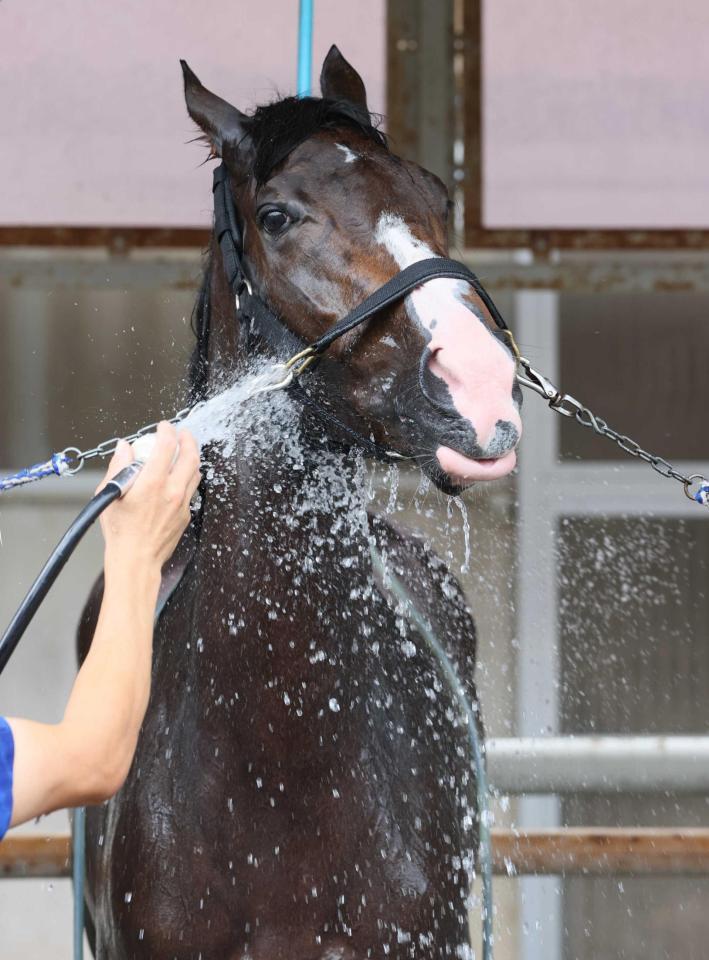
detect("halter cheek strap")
[212,162,518,460]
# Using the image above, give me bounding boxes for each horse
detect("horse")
[78,45,522,960]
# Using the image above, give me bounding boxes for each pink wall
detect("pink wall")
[0,1,385,227]
[484,0,709,228]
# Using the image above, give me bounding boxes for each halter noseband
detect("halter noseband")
[212,162,518,460]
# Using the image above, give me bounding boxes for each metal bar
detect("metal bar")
[466,227,709,253]
[418,1,454,189]
[297,0,314,96]
[0,226,208,249]
[462,0,482,239]
[386,0,420,165]
[4,249,709,295]
[487,737,709,794]
[514,292,562,960]
[6,829,709,878]
[72,808,85,960]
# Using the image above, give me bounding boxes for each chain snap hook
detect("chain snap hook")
[516,357,561,403]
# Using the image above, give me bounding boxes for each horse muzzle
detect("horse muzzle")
[418,346,522,485]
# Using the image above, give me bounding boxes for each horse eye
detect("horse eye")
[260,209,290,235]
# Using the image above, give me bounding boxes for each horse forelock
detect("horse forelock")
[243,95,388,185]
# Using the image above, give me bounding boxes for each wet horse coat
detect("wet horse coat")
[79,47,521,959]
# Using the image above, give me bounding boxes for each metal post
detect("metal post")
[297,0,314,96]
[72,807,85,960]
[515,291,562,960]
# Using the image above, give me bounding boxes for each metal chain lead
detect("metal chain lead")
[57,362,293,473]
[517,358,708,503]
[55,358,708,505]
[59,402,204,474]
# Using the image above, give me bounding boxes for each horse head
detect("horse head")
[182,45,522,494]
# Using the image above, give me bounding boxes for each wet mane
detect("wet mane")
[242,95,388,185]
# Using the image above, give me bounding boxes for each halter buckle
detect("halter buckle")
[234,278,253,313]
[284,346,320,376]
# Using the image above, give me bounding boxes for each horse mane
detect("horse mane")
[188,96,388,398]
[188,254,212,401]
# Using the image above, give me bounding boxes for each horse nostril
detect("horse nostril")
[418,347,458,416]
[427,347,462,391]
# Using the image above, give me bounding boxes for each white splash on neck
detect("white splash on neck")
[335,142,358,164]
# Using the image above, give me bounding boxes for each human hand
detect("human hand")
[98,422,201,571]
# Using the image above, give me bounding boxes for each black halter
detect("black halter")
[212,163,513,460]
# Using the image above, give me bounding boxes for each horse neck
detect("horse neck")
[197,241,372,588]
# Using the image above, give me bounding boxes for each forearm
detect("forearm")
[6,426,199,829]
[61,550,160,795]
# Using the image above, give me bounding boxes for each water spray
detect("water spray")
[0,299,706,960]
[0,364,293,676]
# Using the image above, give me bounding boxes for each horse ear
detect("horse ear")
[180,60,248,158]
[320,45,368,111]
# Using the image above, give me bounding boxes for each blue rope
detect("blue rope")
[297,0,314,96]
[0,453,70,492]
[695,483,709,506]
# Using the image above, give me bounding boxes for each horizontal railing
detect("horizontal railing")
[4,829,709,879]
[5,738,709,880]
[487,736,709,794]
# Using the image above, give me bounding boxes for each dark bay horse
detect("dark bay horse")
[79,46,521,959]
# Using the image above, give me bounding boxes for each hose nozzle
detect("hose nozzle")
[105,460,145,498]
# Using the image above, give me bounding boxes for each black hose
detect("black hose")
[0,462,144,676]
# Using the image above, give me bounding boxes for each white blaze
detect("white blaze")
[374,212,520,462]
[373,212,508,352]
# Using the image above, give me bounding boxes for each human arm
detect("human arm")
[5,422,200,826]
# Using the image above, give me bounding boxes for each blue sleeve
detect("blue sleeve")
[0,717,14,840]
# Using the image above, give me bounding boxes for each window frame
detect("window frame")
[462,0,709,252]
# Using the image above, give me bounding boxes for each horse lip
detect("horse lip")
[436,446,517,484]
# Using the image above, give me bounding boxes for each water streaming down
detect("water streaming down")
[453,498,472,575]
